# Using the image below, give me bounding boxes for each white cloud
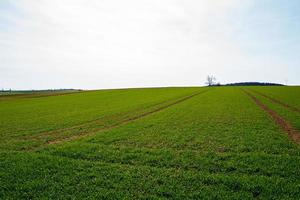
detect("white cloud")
[0,0,299,89]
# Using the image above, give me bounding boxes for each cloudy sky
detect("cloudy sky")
[0,0,299,89]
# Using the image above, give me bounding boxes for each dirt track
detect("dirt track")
[250,89,300,114]
[42,90,210,146]
[243,89,300,144]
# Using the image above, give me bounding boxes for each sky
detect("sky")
[0,0,300,90]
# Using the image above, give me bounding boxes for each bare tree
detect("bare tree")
[206,75,216,86]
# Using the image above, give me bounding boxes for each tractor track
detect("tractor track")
[32,90,210,147]
[249,89,300,114]
[243,89,300,144]
[26,91,208,139]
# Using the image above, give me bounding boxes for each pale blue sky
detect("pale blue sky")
[0,0,299,89]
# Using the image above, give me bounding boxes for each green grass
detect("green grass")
[1,87,300,199]
[0,87,201,150]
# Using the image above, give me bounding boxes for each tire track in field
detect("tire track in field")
[249,89,300,114]
[26,90,208,140]
[243,89,300,144]
[37,90,210,147]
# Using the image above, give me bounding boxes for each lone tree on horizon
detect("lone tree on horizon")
[206,75,216,86]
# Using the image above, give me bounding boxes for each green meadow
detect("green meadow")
[1,86,300,199]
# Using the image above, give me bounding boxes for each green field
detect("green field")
[1,86,300,199]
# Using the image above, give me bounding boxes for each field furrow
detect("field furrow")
[249,89,300,113]
[43,90,209,146]
[243,89,300,144]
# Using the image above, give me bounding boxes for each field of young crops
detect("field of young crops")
[1,86,300,199]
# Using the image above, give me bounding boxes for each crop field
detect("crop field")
[0,86,300,199]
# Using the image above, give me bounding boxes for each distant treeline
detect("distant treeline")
[1,89,80,92]
[220,82,284,86]
[0,89,81,95]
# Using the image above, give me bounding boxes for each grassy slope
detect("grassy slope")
[0,87,201,151]
[1,87,300,199]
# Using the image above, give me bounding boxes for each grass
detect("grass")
[1,86,300,199]
[0,87,201,150]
